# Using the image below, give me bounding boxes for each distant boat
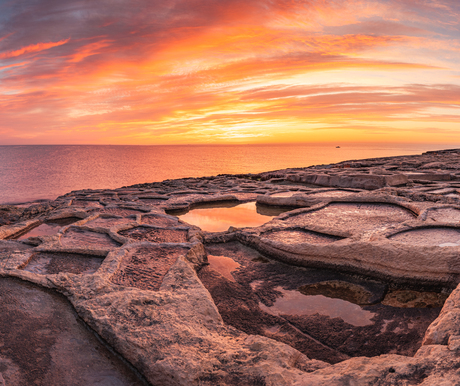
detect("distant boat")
[336,146,340,148]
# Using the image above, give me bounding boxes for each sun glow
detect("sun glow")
[0,0,459,145]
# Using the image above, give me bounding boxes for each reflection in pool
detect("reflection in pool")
[17,223,62,240]
[177,202,281,232]
[207,255,241,282]
[199,241,446,362]
[259,287,375,327]
[15,218,80,240]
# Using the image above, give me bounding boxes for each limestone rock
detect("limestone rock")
[49,257,318,386]
[421,162,444,169]
[2,149,460,384]
[423,286,460,345]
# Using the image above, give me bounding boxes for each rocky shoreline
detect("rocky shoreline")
[2,149,460,385]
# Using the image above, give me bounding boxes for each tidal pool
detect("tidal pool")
[198,241,445,363]
[207,255,241,282]
[0,278,145,385]
[15,218,80,240]
[259,287,375,327]
[177,201,281,232]
[16,223,61,240]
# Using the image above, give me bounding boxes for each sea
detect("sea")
[0,143,453,205]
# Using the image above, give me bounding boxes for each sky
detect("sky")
[0,0,459,145]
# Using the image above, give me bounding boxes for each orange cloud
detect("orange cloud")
[0,33,13,43]
[0,39,70,59]
[0,61,26,71]
[0,0,459,145]
[67,40,112,63]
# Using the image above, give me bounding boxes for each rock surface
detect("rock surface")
[2,149,460,384]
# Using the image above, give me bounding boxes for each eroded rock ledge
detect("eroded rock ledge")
[1,149,460,385]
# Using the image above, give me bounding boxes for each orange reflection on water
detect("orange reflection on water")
[178,202,274,232]
[259,287,375,327]
[207,255,241,282]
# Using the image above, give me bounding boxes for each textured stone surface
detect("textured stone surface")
[21,252,103,275]
[119,227,188,243]
[0,278,145,386]
[198,241,440,364]
[60,227,122,250]
[2,149,460,384]
[110,245,190,291]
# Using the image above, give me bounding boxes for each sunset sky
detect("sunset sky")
[0,0,459,145]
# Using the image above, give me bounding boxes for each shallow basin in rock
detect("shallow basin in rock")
[207,254,241,282]
[13,218,80,240]
[60,227,121,249]
[141,214,179,227]
[388,227,460,246]
[198,241,444,363]
[21,252,103,275]
[0,278,145,386]
[259,287,375,327]
[287,202,416,234]
[177,202,283,232]
[424,207,460,222]
[119,227,188,243]
[111,245,189,291]
[298,280,376,305]
[84,216,132,228]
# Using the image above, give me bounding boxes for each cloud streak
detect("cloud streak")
[0,0,458,144]
[0,39,70,59]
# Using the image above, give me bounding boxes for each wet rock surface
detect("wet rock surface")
[2,149,460,384]
[21,252,103,275]
[198,241,439,363]
[174,201,283,232]
[0,278,145,386]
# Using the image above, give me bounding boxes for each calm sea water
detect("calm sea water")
[0,144,452,205]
